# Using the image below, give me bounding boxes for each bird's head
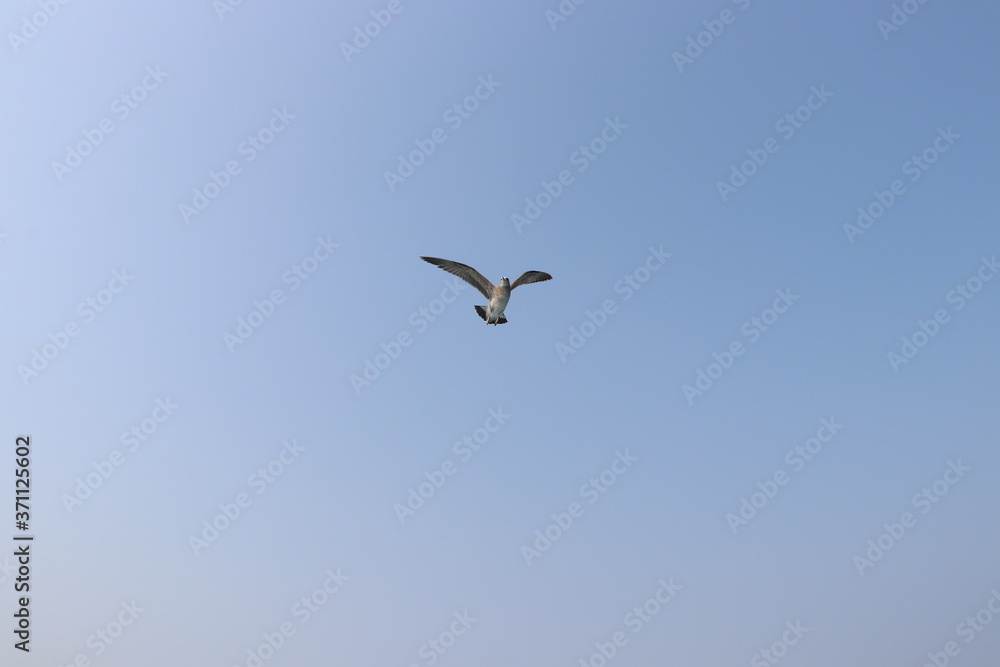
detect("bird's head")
[501,277,510,287]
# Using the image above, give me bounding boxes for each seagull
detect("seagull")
[420,257,552,325]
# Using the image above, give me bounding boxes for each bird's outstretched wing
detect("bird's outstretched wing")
[510,270,553,290]
[420,257,494,300]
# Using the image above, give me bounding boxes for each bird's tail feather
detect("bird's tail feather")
[475,305,507,324]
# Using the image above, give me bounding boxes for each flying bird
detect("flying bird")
[420,257,552,325]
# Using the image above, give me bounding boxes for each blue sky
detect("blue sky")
[3,1,999,665]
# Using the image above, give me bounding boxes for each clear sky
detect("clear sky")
[3,1,999,665]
